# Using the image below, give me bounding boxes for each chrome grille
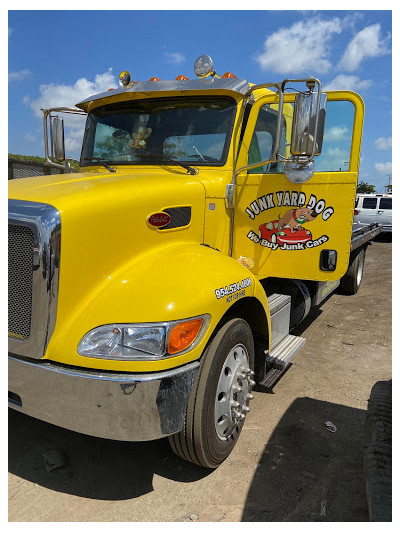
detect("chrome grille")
[8,224,34,340]
[8,200,61,359]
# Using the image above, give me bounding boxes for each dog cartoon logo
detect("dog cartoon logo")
[278,208,318,233]
[259,208,318,246]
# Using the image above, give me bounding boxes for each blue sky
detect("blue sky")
[8,9,392,192]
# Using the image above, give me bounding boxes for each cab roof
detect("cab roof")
[75,77,251,112]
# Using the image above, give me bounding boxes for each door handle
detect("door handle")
[378,210,384,214]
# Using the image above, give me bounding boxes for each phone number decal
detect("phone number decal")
[215,277,252,301]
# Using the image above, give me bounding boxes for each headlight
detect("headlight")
[77,315,210,360]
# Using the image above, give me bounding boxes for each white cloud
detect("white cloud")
[25,133,36,142]
[324,125,350,142]
[324,74,373,92]
[375,137,392,150]
[375,162,392,174]
[255,17,343,74]
[164,52,185,65]
[26,68,116,119]
[25,69,117,157]
[338,24,391,71]
[9,70,31,83]
[316,146,349,171]
[65,128,85,153]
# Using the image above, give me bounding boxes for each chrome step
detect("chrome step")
[267,293,291,315]
[267,293,291,351]
[259,367,286,389]
[265,334,306,371]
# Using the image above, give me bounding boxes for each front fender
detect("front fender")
[46,244,270,372]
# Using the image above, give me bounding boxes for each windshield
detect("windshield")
[80,96,237,167]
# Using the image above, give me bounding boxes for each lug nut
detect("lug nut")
[231,400,240,408]
[237,372,245,379]
[249,379,256,387]
[242,367,251,374]
[248,370,255,377]
[232,384,242,393]
[247,393,254,400]
[242,406,250,413]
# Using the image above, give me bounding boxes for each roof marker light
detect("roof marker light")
[222,72,237,79]
[176,75,189,81]
[149,77,161,81]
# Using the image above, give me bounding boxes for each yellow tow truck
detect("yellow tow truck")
[8,55,381,468]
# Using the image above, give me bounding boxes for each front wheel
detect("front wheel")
[168,318,255,468]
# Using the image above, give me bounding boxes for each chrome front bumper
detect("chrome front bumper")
[8,355,199,441]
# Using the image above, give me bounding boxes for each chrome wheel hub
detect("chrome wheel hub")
[214,343,255,440]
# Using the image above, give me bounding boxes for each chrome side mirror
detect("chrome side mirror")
[291,91,327,158]
[52,117,65,162]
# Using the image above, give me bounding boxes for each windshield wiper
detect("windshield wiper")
[83,157,116,173]
[132,152,198,175]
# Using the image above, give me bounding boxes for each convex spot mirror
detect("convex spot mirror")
[291,91,327,157]
[52,116,65,162]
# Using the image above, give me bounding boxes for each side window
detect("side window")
[363,198,377,209]
[379,198,392,210]
[314,100,355,172]
[248,104,286,174]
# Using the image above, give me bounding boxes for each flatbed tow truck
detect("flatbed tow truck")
[9,55,381,468]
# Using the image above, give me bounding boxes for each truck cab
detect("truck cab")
[9,56,372,468]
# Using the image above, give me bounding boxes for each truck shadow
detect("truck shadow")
[241,397,369,522]
[373,233,392,243]
[8,409,210,500]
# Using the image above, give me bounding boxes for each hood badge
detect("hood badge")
[147,212,171,228]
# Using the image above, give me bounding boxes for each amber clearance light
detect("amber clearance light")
[168,318,203,354]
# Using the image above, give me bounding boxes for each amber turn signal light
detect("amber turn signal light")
[168,318,203,354]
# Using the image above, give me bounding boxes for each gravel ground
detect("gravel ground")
[8,235,392,522]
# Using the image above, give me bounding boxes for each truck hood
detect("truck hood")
[9,169,206,324]
[8,169,205,209]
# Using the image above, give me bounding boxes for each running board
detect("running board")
[264,334,306,371]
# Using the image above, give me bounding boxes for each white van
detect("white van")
[354,193,392,232]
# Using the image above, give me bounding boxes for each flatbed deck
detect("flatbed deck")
[351,222,382,251]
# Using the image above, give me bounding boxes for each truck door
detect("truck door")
[233,91,364,281]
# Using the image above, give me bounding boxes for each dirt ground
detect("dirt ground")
[8,235,392,522]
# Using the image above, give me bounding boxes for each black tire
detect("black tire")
[168,318,255,468]
[340,247,366,294]
[364,380,392,521]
